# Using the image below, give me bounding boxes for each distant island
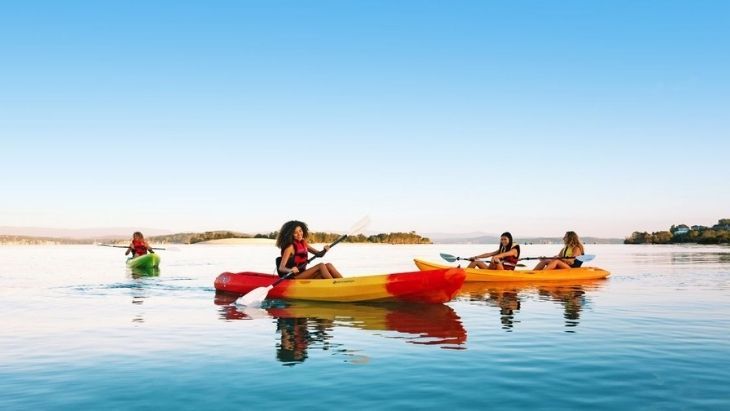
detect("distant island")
[0,230,432,245]
[625,219,730,244]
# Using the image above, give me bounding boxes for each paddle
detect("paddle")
[439,253,525,267]
[518,254,595,262]
[98,243,167,251]
[236,216,371,307]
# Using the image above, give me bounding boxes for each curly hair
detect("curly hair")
[275,220,309,250]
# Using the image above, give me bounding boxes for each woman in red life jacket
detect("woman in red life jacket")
[533,231,584,270]
[276,220,343,279]
[467,232,520,270]
[124,231,154,258]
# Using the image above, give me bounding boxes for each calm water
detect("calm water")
[1,244,729,410]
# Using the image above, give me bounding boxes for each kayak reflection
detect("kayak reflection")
[129,266,160,279]
[126,267,160,323]
[458,279,607,331]
[214,293,467,364]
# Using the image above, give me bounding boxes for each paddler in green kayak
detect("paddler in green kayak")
[124,231,155,258]
[276,220,343,279]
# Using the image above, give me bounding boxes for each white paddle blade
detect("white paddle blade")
[440,253,457,263]
[236,285,273,307]
[576,254,595,262]
[348,216,371,236]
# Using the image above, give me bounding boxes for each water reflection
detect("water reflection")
[275,317,334,365]
[458,280,607,331]
[127,267,160,323]
[214,293,467,364]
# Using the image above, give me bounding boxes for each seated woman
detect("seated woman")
[275,220,343,279]
[533,231,584,270]
[467,232,520,270]
[124,231,154,257]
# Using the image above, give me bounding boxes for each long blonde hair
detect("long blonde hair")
[564,231,583,254]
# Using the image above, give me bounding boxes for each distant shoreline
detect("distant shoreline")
[194,238,275,245]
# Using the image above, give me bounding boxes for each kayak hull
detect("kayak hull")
[413,258,610,282]
[214,268,466,303]
[126,253,161,269]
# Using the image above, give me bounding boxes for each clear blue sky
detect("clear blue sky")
[2,1,728,237]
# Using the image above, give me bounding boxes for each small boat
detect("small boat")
[126,253,161,269]
[214,268,465,303]
[413,258,610,282]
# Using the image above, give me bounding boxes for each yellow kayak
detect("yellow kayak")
[413,258,610,282]
[214,268,465,303]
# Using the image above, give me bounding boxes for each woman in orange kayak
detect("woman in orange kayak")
[533,231,585,270]
[276,220,343,279]
[124,231,155,257]
[467,232,520,270]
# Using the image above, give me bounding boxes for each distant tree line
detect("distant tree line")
[150,231,251,244]
[625,218,730,245]
[2,230,432,245]
[255,231,432,244]
[0,235,87,245]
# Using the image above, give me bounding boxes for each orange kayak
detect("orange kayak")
[414,258,610,282]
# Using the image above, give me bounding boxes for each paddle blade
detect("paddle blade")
[235,285,273,307]
[576,254,595,262]
[347,215,371,236]
[440,253,458,263]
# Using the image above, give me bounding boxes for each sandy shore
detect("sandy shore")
[195,238,275,245]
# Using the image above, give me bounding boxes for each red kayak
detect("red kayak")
[214,268,466,304]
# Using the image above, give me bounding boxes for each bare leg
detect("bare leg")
[533,259,549,271]
[296,263,333,279]
[467,260,489,269]
[325,263,343,278]
[545,259,572,270]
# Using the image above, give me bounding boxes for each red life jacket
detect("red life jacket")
[132,239,148,256]
[502,245,520,271]
[292,240,308,268]
[277,240,309,276]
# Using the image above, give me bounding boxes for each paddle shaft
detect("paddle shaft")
[449,256,518,267]
[99,244,166,251]
[519,254,593,262]
[306,234,347,264]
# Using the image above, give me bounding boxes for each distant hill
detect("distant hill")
[0,226,172,239]
[0,235,89,245]
[1,230,432,245]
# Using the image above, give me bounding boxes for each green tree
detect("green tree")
[652,231,672,244]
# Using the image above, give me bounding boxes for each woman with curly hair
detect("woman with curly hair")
[275,220,343,279]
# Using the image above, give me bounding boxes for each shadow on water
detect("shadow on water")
[214,293,467,365]
[458,279,608,332]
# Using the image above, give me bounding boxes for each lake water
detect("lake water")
[1,243,729,410]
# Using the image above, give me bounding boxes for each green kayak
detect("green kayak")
[126,253,161,269]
